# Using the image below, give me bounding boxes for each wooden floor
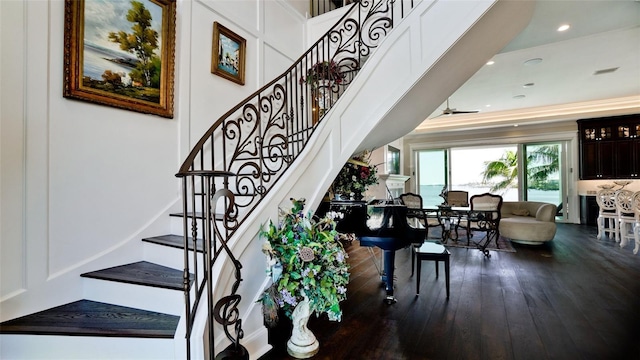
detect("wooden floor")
[260,224,640,360]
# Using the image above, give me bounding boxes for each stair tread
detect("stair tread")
[169,212,227,220]
[142,234,204,252]
[81,261,192,291]
[0,300,179,338]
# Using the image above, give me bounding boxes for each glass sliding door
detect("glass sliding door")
[523,142,566,221]
[415,141,571,222]
[450,146,518,201]
[416,149,447,207]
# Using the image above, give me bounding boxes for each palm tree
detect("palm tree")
[481,145,560,193]
[481,150,518,194]
[526,145,559,190]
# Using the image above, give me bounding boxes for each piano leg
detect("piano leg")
[382,250,397,304]
[359,236,406,304]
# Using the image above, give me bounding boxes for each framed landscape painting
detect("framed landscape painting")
[63,0,176,118]
[211,22,246,85]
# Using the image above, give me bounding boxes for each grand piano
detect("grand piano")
[329,200,426,304]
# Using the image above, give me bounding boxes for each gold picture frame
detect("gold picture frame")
[63,0,176,118]
[211,22,246,85]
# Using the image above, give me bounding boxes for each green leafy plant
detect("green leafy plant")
[332,151,379,197]
[260,199,350,326]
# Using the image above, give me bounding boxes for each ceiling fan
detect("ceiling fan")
[436,98,479,117]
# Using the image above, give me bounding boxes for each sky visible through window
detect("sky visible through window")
[451,146,519,201]
[450,146,516,186]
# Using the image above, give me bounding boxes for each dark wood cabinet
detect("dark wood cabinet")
[580,141,615,179]
[580,195,598,226]
[578,114,640,179]
[613,121,640,178]
[616,139,640,178]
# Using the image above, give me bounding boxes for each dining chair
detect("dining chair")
[398,192,440,239]
[446,190,470,237]
[398,192,440,271]
[466,193,503,248]
[446,190,469,207]
[595,189,618,241]
[615,189,635,250]
[632,191,640,255]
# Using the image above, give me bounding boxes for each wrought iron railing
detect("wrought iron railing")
[175,0,418,358]
[311,0,349,17]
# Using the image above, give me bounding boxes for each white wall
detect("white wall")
[0,0,305,321]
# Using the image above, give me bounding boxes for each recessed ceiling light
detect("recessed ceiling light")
[524,58,543,66]
[485,104,491,108]
[513,95,526,99]
[523,82,535,88]
[514,124,519,127]
[486,60,495,65]
[557,24,570,32]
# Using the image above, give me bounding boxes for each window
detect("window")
[414,140,569,222]
[416,149,446,207]
[450,146,518,201]
[524,142,565,220]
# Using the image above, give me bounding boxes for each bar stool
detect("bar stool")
[633,191,640,255]
[596,189,618,241]
[412,242,450,299]
[616,190,635,249]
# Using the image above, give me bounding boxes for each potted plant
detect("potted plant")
[300,60,346,123]
[260,198,350,358]
[299,60,345,89]
[332,150,379,200]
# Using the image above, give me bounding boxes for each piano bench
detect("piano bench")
[413,242,450,299]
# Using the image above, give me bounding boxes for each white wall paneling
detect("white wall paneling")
[0,0,27,300]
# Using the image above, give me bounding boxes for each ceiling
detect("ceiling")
[413,0,640,134]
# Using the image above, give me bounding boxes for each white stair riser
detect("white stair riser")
[82,278,184,316]
[170,216,187,237]
[1,335,180,360]
[143,241,205,276]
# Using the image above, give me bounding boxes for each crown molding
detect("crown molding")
[412,95,640,134]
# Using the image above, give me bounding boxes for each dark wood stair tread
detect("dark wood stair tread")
[142,234,204,252]
[81,261,192,291]
[0,300,179,338]
[170,212,227,220]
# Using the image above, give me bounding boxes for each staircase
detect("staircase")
[0,233,197,359]
[0,0,535,359]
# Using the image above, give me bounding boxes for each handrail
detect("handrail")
[176,1,419,358]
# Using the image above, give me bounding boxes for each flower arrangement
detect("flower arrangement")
[260,199,350,326]
[299,60,345,89]
[332,151,379,199]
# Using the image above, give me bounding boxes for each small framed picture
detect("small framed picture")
[211,22,246,85]
[387,146,400,174]
[63,0,176,118]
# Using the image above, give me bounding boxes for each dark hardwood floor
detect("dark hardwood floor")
[259,224,640,360]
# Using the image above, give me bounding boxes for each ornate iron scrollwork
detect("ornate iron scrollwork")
[213,294,247,360]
